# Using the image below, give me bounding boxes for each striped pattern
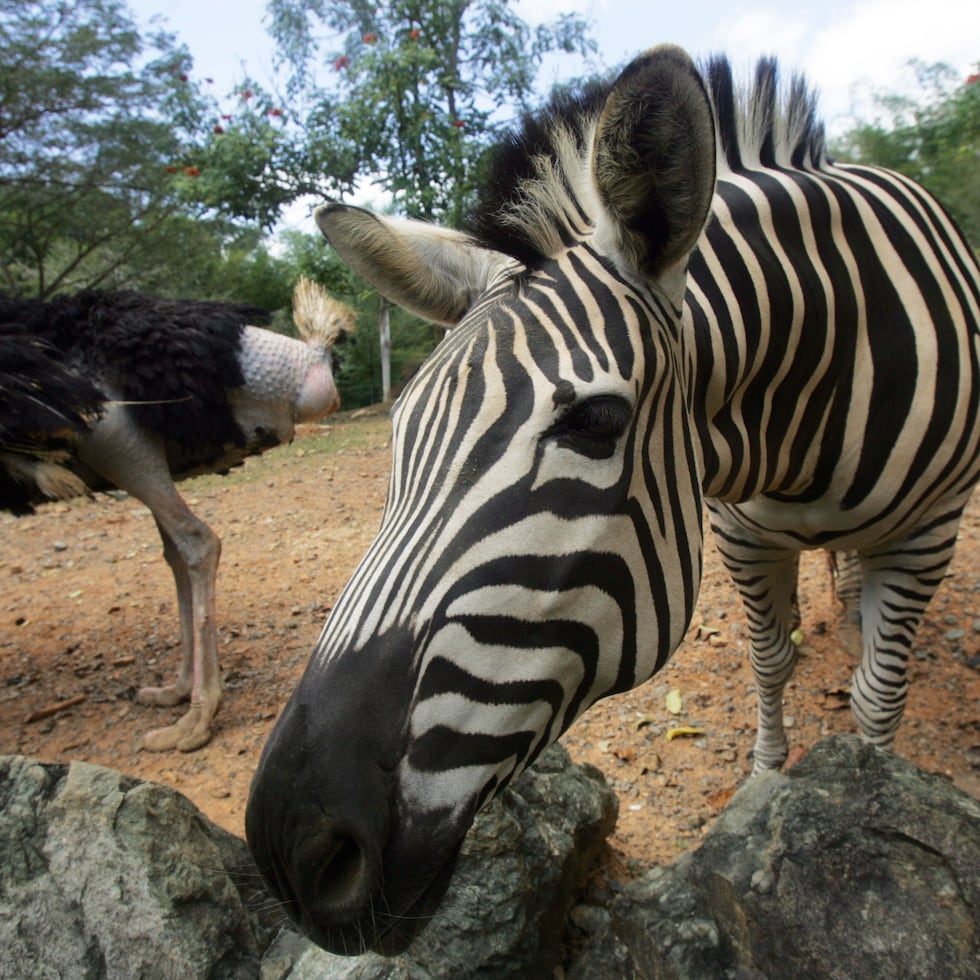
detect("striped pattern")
[314,251,704,807]
[246,46,980,954]
[314,55,980,782]
[688,59,980,766]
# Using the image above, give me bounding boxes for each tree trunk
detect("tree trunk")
[379,295,391,402]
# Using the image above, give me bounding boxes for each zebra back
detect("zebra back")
[688,61,980,524]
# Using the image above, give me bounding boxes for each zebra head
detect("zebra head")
[246,45,716,955]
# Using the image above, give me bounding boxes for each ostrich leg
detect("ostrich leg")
[135,495,222,751]
[78,414,223,751]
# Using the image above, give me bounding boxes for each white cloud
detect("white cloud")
[701,0,980,133]
[805,0,979,128]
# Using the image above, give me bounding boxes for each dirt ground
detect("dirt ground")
[2,409,978,874]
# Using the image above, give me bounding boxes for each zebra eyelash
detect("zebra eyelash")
[544,394,633,457]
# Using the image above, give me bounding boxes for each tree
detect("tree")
[833,61,980,245]
[266,0,598,224]
[177,78,332,230]
[248,0,596,404]
[0,0,246,297]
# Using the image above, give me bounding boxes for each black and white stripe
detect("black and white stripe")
[247,46,980,954]
[688,58,980,766]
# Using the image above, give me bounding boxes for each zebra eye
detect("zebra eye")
[548,395,633,456]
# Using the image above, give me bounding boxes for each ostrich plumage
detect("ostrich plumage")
[0,281,354,751]
[0,332,104,513]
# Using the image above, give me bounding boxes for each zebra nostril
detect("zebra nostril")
[315,836,368,904]
[301,832,373,923]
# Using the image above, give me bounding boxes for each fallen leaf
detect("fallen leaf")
[666,725,704,741]
[665,688,683,714]
[706,786,736,810]
[634,714,656,730]
[790,628,804,646]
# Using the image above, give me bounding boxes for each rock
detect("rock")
[572,735,980,980]
[6,736,974,980]
[0,755,268,980]
[0,744,617,980]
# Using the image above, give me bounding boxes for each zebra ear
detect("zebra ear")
[592,44,716,281]
[315,203,506,326]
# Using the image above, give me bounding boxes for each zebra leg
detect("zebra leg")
[849,528,959,748]
[828,550,862,659]
[710,519,802,771]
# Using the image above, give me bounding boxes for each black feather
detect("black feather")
[0,328,105,513]
[0,292,269,455]
[0,292,273,512]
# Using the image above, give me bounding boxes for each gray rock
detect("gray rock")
[573,735,980,980]
[0,744,617,980]
[0,755,267,980]
[6,736,974,980]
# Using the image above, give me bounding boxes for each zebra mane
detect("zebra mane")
[705,55,828,173]
[466,54,829,267]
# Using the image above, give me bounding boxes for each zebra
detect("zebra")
[245,44,980,954]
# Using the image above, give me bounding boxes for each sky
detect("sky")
[129,0,979,134]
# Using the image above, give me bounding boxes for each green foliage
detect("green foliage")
[177,78,350,229]
[248,0,599,405]
[0,0,233,296]
[0,0,602,405]
[833,61,980,245]
[277,228,362,297]
[334,298,442,408]
[266,0,597,224]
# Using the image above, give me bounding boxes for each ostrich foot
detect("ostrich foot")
[141,701,217,752]
[136,682,190,707]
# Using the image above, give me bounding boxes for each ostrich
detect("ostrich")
[0,279,354,751]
